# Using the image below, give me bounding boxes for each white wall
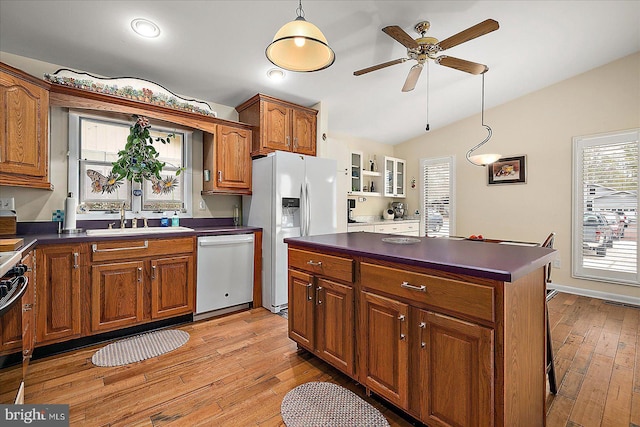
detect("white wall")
[394,52,640,300]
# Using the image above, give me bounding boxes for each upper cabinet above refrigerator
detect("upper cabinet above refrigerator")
[236,93,318,158]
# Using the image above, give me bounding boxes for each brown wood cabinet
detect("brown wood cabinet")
[202,124,252,195]
[359,290,409,409]
[287,243,546,427]
[287,248,355,376]
[90,237,195,334]
[0,62,51,189]
[91,261,145,332]
[236,93,317,157]
[151,255,194,319]
[35,244,83,345]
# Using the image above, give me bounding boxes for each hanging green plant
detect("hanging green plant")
[111,115,183,183]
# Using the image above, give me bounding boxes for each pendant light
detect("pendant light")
[466,72,500,166]
[266,0,335,72]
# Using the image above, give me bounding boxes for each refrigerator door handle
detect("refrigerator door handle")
[305,182,311,236]
[300,183,306,236]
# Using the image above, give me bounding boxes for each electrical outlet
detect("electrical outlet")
[553,258,561,269]
[0,197,15,210]
[199,200,206,211]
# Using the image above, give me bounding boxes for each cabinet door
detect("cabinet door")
[0,69,50,188]
[151,255,194,319]
[0,299,22,353]
[292,108,316,156]
[350,151,363,193]
[360,291,409,409]
[288,269,315,350]
[35,245,82,344]
[263,101,290,152]
[316,278,354,376]
[418,309,494,427]
[91,261,145,332]
[395,158,406,197]
[216,125,252,191]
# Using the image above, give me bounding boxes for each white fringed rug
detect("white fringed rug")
[281,382,390,427]
[91,329,189,367]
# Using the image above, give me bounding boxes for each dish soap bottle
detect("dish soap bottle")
[160,213,169,227]
[171,211,180,227]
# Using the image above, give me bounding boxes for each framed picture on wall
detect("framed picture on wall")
[488,155,527,185]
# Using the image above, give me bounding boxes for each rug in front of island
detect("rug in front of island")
[91,329,189,367]
[281,382,390,427]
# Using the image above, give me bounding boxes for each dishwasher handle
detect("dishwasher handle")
[198,235,254,247]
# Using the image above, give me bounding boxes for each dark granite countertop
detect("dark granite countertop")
[10,219,261,259]
[284,232,557,282]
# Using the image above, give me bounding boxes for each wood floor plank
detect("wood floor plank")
[546,394,574,427]
[569,352,615,426]
[601,364,633,427]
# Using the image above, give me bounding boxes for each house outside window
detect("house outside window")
[68,111,192,219]
[572,129,639,286]
[420,156,455,237]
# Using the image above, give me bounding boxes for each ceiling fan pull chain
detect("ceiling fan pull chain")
[425,61,430,131]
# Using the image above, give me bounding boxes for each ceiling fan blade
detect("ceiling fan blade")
[382,25,419,49]
[402,64,423,92]
[354,58,407,76]
[437,19,499,51]
[435,56,488,75]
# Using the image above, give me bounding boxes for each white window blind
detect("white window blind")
[572,129,640,285]
[420,156,455,237]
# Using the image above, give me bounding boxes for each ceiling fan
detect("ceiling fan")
[354,19,499,92]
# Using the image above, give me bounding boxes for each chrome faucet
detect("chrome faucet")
[120,202,126,228]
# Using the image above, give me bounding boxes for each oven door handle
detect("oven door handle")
[0,276,28,318]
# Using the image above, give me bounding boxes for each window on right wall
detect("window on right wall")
[420,156,455,237]
[572,129,640,286]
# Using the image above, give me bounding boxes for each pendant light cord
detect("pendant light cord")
[466,73,493,165]
[296,0,305,18]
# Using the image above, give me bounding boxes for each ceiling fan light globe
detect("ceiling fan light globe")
[266,18,335,72]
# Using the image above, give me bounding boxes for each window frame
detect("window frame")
[68,110,192,220]
[420,155,456,237]
[572,128,640,286]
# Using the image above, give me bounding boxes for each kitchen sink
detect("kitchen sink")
[85,226,194,236]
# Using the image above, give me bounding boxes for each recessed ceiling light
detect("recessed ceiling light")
[267,68,286,81]
[131,18,160,38]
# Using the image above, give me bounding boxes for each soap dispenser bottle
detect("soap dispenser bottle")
[171,211,180,227]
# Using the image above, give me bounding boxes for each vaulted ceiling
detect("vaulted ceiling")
[1,1,638,144]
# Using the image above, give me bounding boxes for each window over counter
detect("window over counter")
[68,111,192,218]
[420,156,455,237]
[572,129,639,286]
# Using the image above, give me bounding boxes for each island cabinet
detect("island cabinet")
[90,237,195,333]
[202,124,253,195]
[236,93,317,158]
[286,233,553,427]
[0,62,51,190]
[35,244,84,345]
[287,248,355,376]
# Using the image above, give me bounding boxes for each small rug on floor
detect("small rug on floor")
[91,329,189,367]
[281,382,390,427]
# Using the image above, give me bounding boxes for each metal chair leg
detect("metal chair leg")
[546,300,557,394]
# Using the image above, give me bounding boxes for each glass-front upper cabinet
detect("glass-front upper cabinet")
[350,151,363,193]
[384,156,406,198]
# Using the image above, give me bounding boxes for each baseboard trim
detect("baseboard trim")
[547,282,640,306]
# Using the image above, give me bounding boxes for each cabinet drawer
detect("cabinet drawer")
[91,237,195,262]
[347,224,374,233]
[289,248,353,283]
[361,262,494,322]
[374,222,418,234]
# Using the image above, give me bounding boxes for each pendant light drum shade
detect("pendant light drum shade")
[266,16,335,72]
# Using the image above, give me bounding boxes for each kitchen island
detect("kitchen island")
[284,232,556,427]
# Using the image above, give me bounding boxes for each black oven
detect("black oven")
[0,259,31,405]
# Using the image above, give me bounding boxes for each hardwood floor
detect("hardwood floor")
[18,292,639,426]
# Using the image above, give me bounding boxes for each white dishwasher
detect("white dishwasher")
[195,234,254,319]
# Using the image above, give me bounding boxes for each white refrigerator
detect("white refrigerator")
[243,151,337,313]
